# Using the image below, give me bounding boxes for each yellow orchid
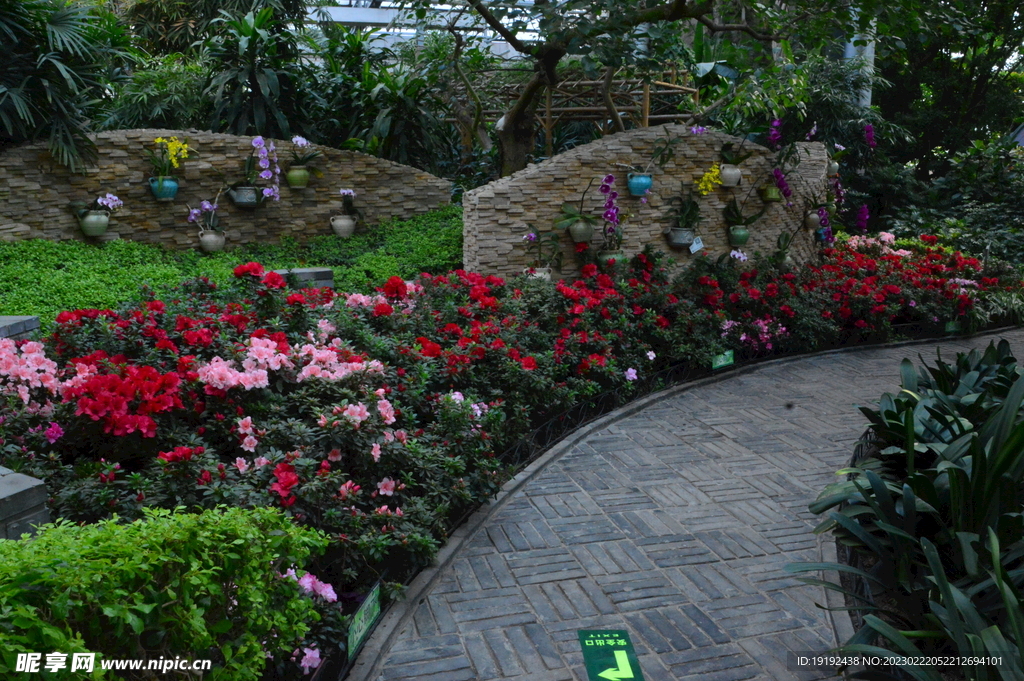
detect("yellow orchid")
[696,163,723,196]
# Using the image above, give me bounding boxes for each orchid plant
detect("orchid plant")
[288,136,324,174]
[86,193,123,214]
[521,226,563,271]
[338,189,362,219]
[186,190,224,233]
[236,136,281,201]
[145,136,189,177]
[598,174,624,251]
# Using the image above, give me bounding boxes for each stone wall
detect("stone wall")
[0,466,49,539]
[0,129,451,249]
[463,125,828,278]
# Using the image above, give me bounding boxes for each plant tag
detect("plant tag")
[711,350,734,369]
[348,582,382,662]
[945,321,961,334]
[688,237,704,254]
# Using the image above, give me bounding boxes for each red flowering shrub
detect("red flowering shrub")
[3,240,1022,667]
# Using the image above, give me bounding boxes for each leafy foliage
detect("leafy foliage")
[0,506,328,678]
[0,0,125,170]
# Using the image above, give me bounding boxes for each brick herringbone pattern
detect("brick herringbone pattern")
[374,332,1024,680]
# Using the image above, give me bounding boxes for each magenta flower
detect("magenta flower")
[603,174,615,184]
[864,124,876,149]
[767,119,783,149]
[856,204,870,233]
[44,422,63,443]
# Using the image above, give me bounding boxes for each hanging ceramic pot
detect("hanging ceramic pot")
[720,164,742,187]
[78,210,109,237]
[198,230,226,253]
[148,176,179,201]
[626,173,652,197]
[805,211,821,230]
[567,220,594,243]
[286,166,310,189]
[728,225,750,247]
[331,215,356,237]
[228,187,259,209]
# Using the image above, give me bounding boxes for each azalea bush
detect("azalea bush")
[1,236,1023,676]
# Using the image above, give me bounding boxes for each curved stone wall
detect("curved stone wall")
[463,125,828,277]
[0,129,451,248]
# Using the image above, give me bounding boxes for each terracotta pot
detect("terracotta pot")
[331,215,356,237]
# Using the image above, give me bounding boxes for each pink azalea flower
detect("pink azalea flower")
[298,573,317,593]
[299,647,321,674]
[327,448,342,461]
[371,443,382,462]
[377,399,396,425]
[344,403,370,425]
[378,477,396,495]
[394,429,408,444]
[254,457,271,468]
[234,457,250,474]
[237,416,254,435]
[313,580,338,602]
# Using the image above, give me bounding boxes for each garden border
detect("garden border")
[343,325,1021,681]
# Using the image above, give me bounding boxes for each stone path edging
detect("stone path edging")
[344,327,1021,681]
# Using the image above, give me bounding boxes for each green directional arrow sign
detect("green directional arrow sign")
[578,630,644,681]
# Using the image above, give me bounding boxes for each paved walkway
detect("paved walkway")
[370,330,1024,681]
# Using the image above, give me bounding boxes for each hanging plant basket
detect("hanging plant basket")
[148,176,179,201]
[626,173,652,197]
[286,166,311,189]
[720,164,742,187]
[228,187,260,209]
[78,210,109,237]
[728,225,750,247]
[567,220,595,243]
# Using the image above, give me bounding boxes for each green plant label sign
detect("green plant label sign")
[711,350,734,370]
[347,582,381,662]
[578,630,644,681]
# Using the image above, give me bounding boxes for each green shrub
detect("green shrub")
[0,507,328,679]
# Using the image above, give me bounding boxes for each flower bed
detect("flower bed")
[1,236,1023,677]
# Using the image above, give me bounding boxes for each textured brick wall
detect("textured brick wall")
[463,125,828,277]
[0,129,451,249]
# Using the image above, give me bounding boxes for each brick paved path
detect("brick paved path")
[370,331,1024,681]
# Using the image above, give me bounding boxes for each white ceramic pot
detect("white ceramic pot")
[720,164,742,187]
[78,210,109,237]
[567,220,594,243]
[523,267,552,281]
[805,211,821,230]
[331,215,356,237]
[199,230,225,253]
[827,160,840,176]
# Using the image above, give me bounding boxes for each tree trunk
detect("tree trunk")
[496,73,546,177]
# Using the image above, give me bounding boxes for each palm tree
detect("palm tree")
[0,0,120,170]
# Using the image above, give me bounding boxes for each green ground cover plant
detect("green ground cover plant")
[0,206,462,327]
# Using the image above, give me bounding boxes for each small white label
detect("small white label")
[688,237,704,254]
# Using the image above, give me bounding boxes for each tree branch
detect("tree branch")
[696,15,778,41]
[465,0,533,56]
[602,66,626,133]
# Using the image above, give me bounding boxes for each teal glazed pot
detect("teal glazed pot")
[626,173,653,197]
[148,176,179,201]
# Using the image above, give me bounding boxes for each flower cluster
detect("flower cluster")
[250,136,281,201]
[149,136,190,176]
[772,168,792,201]
[864,123,877,149]
[767,119,783,149]
[856,204,870,234]
[697,164,723,195]
[817,207,834,244]
[90,193,123,213]
[598,175,622,251]
[186,196,221,232]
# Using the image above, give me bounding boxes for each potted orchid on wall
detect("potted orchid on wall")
[229,136,281,208]
[595,175,626,266]
[521,226,563,280]
[285,136,323,189]
[70,193,123,237]
[145,136,189,201]
[187,190,225,252]
[331,189,362,237]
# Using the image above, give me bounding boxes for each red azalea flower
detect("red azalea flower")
[286,293,307,305]
[520,356,538,371]
[261,271,287,289]
[581,264,598,277]
[416,337,442,358]
[382,276,408,299]
[233,261,265,278]
[373,302,394,317]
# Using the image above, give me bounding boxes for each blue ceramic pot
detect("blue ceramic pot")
[626,173,652,197]
[149,176,179,201]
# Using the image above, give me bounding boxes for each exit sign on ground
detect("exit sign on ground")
[578,630,645,681]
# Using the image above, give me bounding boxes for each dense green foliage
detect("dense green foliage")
[797,342,1024,679]
[0,506,328,679]
[0,206,463,326]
